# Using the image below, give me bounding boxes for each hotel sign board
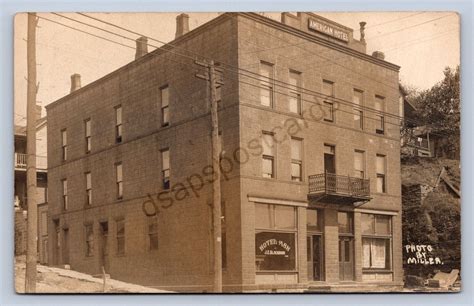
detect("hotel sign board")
[308,19,350,42]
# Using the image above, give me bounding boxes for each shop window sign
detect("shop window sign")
[255,232,296,271]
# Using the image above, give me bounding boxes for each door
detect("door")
[307,235,324,281]
[62,228,70,265]
[99,222,109,272]
[324,145,336,192]
[53,220,60,265]
[324,153,336,174]
[339,237,354,281]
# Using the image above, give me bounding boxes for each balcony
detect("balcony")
[308,173,371,206]
[15,153,47,171]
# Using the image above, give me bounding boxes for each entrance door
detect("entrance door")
[307,235,324,281]
[324,151,336,174]
[338,237,354,281]
[62,228,70,265]
[99,222,109,272]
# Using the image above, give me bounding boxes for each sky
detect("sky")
[13,12,460,124]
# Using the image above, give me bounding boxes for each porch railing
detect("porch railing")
[15,153,47,170]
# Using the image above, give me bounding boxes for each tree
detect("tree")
[404,66,460,159]
[414,66,460,134]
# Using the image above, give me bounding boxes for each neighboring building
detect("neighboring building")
[45,12,403,292]
[400,85,460,160]
[14,107,48,262]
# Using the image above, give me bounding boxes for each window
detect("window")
[323,101,334,122]
[362,214,392,270]
[338,211,354,235]
[354,150,365,179]
[376,154,386,193]
[85,172,92,205]
[61,179,68,210]
[307,208,323,232]
[291,138,303,181]
[160,86,169,127]
[115,105,122,143]
[85,119,91,153]
[262,132,275,178]
[322,79,334,97]
[115,163,123,199]
[148,218,159,251]
[353,89,364,130]
[85,224,94,257]
[161,149,170,189]
[255,203,297,271]
[61,129,67,161]
[288,70,301,114]
[322,80,335,122]
[375,95,385,134]
[259,61,274,107]
[116,219,125,255]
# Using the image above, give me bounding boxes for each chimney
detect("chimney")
[35,105,42,119]
[359,21,367,43]
[175,13,190,39]
[135,36,148,60]
[372,51,385,60]
[70,73,81,93]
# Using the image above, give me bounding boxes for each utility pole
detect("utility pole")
[25,12,38,293]
[195,59,223,293]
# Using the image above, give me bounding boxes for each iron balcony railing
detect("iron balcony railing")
[308,172,370,199]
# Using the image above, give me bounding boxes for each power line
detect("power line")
[39,13,455,138]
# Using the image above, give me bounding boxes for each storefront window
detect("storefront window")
[255,203,297,271]
[362,213,392,270]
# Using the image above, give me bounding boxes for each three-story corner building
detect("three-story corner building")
[45,12,403,292]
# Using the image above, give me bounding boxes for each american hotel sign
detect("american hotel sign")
[308,18,350,42]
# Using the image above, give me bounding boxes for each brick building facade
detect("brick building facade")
[45,12,403,292]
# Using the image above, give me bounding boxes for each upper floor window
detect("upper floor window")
[61,179,68,210]
[288,70,302,114]
[262,132,275,178]
[61,129,67,161]
[375,95,385,134]
[84,119,91,153]
[161,149,170,189]
[376,154,386,193]
[354,150,365,179]
[353,89,364,130]
[259,61,274,107]
[115,105,122,143]
[85,172,92,205]
[160,86,170,127]
[291,138,303,181]
[322,80,335,122]
[115,163,123,199]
